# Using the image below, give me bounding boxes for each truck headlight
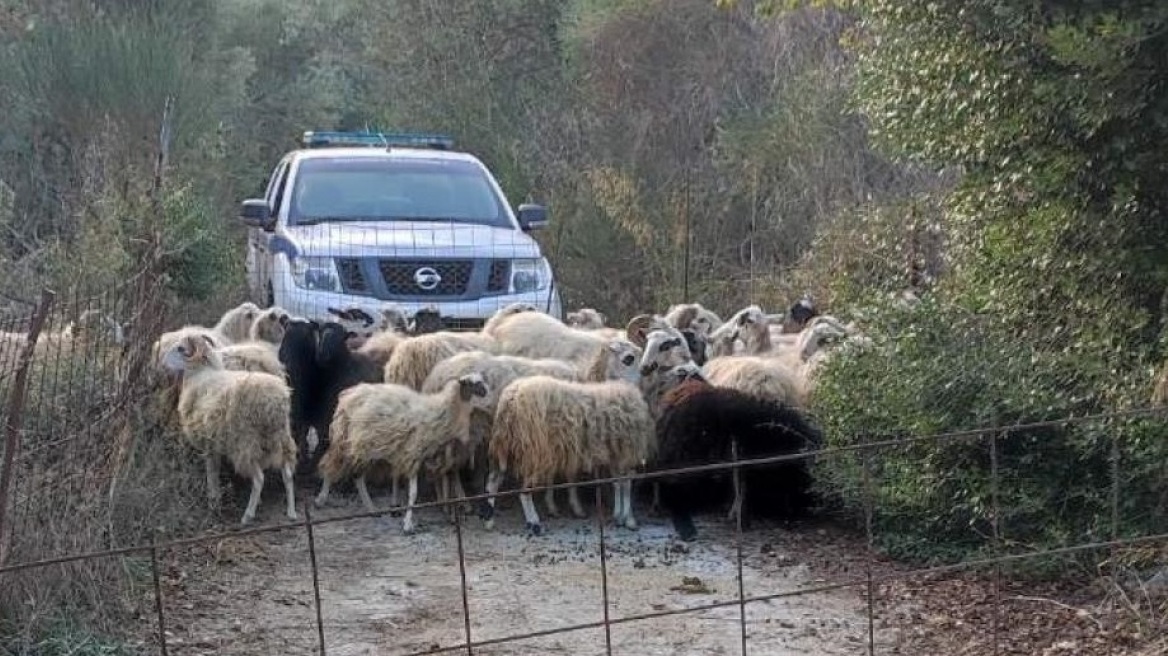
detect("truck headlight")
[291,256,341,292]
[510,258,551,293]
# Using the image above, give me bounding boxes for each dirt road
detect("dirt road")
[149,495,879,656]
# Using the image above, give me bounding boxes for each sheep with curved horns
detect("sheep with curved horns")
[316,373,491,534]
[482,373,655,535]
[173,334,298,525]
[383,330,497,391]
[653,363,822,541]
[154,301,264,376]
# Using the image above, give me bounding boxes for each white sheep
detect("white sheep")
[173,334,298,525]
[565,307,607,330]
[419,336,644,519]
[481,302,540,336]
[483,374,656,534]
[154,301,263,375]
[218,340,285,377]
[383,331,498,390]
[315,374,491,534]
[663,303,723,337]
[701,354,805,408]
[248,306,291,344]
[486,310,612,367]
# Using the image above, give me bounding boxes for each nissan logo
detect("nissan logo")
[414,267,442,290]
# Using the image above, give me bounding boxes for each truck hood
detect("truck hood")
[285,221,544,260]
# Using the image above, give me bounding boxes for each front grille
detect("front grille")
[379,260,473,296]
[336,258,369,294]
[442,318,486,331]
[487,259,510,292]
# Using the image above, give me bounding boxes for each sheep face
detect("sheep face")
[638,329,692,377]
[669,361,706,385]
[176,334,223,371]
[278,319,321,368]
[251,307,291,343]
[71,309,126,345]
[456,373,491,409]
[316,322,353,367]
[604,339,643,384]
[682,329,708,366]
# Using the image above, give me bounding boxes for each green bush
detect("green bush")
[810,294,1167,565]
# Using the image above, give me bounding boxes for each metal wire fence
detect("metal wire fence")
[2,291,1166,656]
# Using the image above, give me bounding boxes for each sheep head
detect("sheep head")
[666,303,722,337]
[668,361,706,385]
[799,322,848,360]
[175,333,222,371]
[317,322,353,367]
[456,373,491,411]
[624,313,672,348]
[638,329,693,377]
[409,306,444,335]
[379,305,409,333]
[328,306,380,348]
[70,309,126,345]
[681,329,708,367]
[602,338,643,384]
[251,306,291,343]
[278,319,321,368]
[566,307,606,329]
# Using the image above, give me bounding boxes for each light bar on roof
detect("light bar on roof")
[301,130,455,150]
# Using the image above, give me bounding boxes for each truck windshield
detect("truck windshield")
[287,157,514,228]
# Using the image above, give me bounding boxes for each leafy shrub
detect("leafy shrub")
[810,294,1167,565]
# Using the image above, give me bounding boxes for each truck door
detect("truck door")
[249,160,289,306]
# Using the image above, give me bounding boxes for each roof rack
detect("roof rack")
[301,131,455,150]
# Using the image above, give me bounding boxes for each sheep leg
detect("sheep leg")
[543,482,561,518]
[242,468,264,525]
[621,478,640,527]
[314,477,332,507]
[401,475,420,534]
[519,492,542,536]
[389,476,400,507]
[452,470,470,514]
[355,476,375,513]
[611,480,625,526]
[567,477,587,519]
[481,468,504,529]
[651,481,663,516]
[204,455,221,509]
[282,465,298,521]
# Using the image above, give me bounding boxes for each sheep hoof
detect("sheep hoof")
[623,518,638,530]
[484,518,495,530]
[402,521,417,535]
[672,516,698,542]
[524,522,542,536]
[477,502,495,522]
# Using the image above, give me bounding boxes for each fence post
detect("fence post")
[304,504,327,655]
[594,485,613,655]
[0,288,55,565]
[732,440,748,656]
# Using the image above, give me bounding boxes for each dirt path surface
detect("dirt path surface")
[147,495,880,656]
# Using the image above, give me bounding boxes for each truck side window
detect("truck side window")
[270,162,291,218]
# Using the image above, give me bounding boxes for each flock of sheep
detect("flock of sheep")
[149,295,867,541]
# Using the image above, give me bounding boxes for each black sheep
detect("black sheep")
[654,366,821,541]
[278,319,383,474]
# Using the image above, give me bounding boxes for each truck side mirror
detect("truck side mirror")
[516,203,548,231]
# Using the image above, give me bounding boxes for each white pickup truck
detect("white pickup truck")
[238,131,562,329]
